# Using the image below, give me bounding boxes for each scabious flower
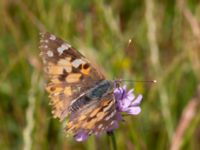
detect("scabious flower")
[74,85,143,142]
[106,85,143,133]
[114,85,143,116]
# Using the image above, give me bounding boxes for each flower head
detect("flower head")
[106,85,143,133]
[114,85,143,115]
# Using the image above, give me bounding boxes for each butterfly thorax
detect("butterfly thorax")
[86,80,114,99]
[69,80,114,113]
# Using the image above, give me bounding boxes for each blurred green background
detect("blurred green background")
[0,0,200,150]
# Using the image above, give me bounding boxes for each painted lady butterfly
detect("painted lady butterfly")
[39,32,119,138]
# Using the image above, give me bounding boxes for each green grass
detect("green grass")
[0,0,200,149]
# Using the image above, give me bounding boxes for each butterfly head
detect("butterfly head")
[113,79,123,88]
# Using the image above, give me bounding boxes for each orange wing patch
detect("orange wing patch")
[46,58,72,75]
[65,73,82,83]
[89,107,101,118]
[63,86,72,96]
[47,65,64,75]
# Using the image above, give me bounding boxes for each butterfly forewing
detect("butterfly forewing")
[39,32,105,120]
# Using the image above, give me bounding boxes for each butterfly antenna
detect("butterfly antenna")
[117,38,134,76]
[120,79,157,84]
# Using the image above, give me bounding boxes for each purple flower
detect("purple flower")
[74,85,143,142]
[105,85,143,133]
[114,85,143,115]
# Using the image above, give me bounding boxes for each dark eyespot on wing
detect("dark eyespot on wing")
[83,63,90,69]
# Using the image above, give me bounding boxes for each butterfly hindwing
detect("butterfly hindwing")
[39,32,105,120]
[66,92,118,136]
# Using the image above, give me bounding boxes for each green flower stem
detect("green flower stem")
[108,132,117,150]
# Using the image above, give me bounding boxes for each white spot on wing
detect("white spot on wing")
[52,92,59,96]
[64,66,72,73]
[50,34,56,40]
[110,121,115,125]
[47,50,53,57]
[40,33,44,38]
[57,43,71,55]
[71,59,85,68]
[88,131,93,135]
[105,116,110,121]
[98,124,103,129]
[58,59,70,66]
[105,110,116,121]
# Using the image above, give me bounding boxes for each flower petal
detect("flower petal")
[120,97,132,111]
[126,106,141,115]
[127,89,134,95]
[131,94,143,106]
[122,85,127,90]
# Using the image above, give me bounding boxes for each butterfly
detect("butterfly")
[39,32,119,138]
